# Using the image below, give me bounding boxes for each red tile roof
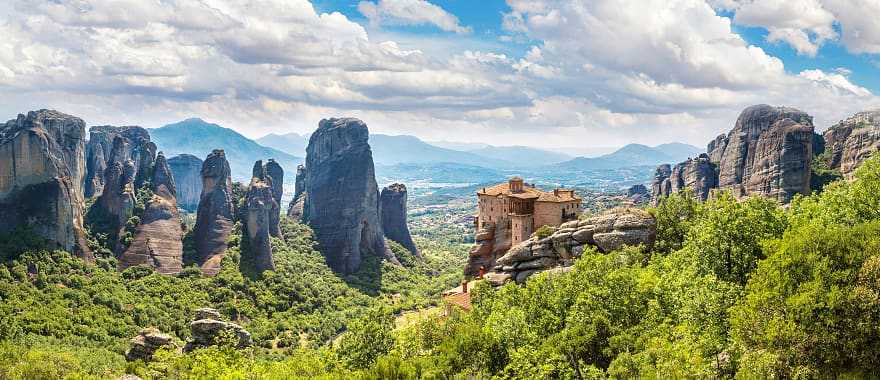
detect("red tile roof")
[477,181,580,203]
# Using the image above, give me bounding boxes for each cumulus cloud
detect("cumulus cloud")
[358,0,471,34]
[714,0,880,55]
[0,0,877,147]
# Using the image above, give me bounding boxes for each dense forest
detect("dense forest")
[4,156,880,378]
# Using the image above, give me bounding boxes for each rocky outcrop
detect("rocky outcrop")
[126,328,176,362]
[241,160,278,273]
[464,219,512,278]
[184,308,252,352]
[303,118,397,274]
[0,110,91,259]
[286,165,307,221]
[167,154,203,211]
[380,183,419,257]
[823,110,880,178]
[193,150,235,276]
[118,153,184,275]
[488,208,656,285]
[86,138,137,254]
[627,184,648,197]
[264,159,283,237]
[653,105,814,204]
[84,125,156,198]
[715,105,813,202]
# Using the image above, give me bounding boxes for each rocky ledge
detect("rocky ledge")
[184,308,252,352]
[485,208,656,285]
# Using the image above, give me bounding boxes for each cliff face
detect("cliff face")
[0,110,91,259]
[380,183,419,257]
[167,154,203,211]
[118,152,184,274]
[84,126,156,198]
[303,118,396,274]
[193,150,235,276]
[822,110,880,178]
[241,160,278,273]
[264,159,283,238]
[652,104,814,204]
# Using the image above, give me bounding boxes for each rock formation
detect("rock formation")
[193,150,235,276]
[303,118,397,274]
[380,183,419,257]
[0,110,91,259]
[286,164,308,221]
[822,110,880,178]
[184,308,252,352]
[241,160,279,273]
[126,328,176,362]
[118,153,185,275]
[167,154,203,211]
[464,219,511,278]
[487,208,656,285]
[627,184,648,197]
[264,159,284,237]
[653,105,814,204]
[86,137,139,254]
[84,125,156,198]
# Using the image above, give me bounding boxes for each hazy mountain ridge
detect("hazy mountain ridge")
[150,118,302,183]
[552,142,702,170]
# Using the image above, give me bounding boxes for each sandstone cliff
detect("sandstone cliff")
[118,152,184,274]
[822,110,880,179]
[464,219,512,278]
[264,159,283,238]
[241,160,279,273]
[286,164,307,221]
[86,137,137,254]
[303,118,397,274]
[653,104,814,204]
[167,154,203,211]
[84,125,156,198]
[0,110,91,259]
[380,183,419,257]
[193,150,235,276]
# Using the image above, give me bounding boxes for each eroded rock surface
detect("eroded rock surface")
[303,118,397,273]
[489,208,656,285]
[241,160,279,273]
[0,110,91,259]
[118,153,184,274]
[193,150,235,276]
[286,164,307,221]
[126,328,176,362]
[184,308,252,352]
[84,125,155,198]
[167,154,203,211]
[464,219,512,278]
[823,110,880,178]
[380,183,419,256]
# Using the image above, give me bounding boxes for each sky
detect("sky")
[1,0,879,149]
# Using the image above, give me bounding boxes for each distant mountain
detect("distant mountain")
[150,118,302,183]
[369,134,513,168]
[652,142,703,162]
[255,132,309,157]
[375,162,505,185]
[468,145,572,166]
[428,140,491,151]
[551,143,702,171]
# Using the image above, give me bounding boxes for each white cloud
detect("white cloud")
[357,0,471,34]
[715,0,880,55]
[798,69,873,97]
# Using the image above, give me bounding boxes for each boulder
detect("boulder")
[184,308,252,352]
[126,328,176,362]
[302,118,397,273]
[118,153,185,275]
[0,110,92,259]
[167,154,203,211]
[380,183,420,257]
[193,150,235,276]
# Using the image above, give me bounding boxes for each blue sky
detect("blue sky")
[0,0,878,148]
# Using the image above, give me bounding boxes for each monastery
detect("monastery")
[475,177,581,247]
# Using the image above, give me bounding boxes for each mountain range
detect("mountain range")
[150,118,302,182]
[150,120,700,184]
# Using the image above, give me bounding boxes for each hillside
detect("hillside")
[255,132,310,157]
[150,119,302,182]
[369,134,513,167]
[551,142,701,170]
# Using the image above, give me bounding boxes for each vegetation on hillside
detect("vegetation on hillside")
[5,156,880,378]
